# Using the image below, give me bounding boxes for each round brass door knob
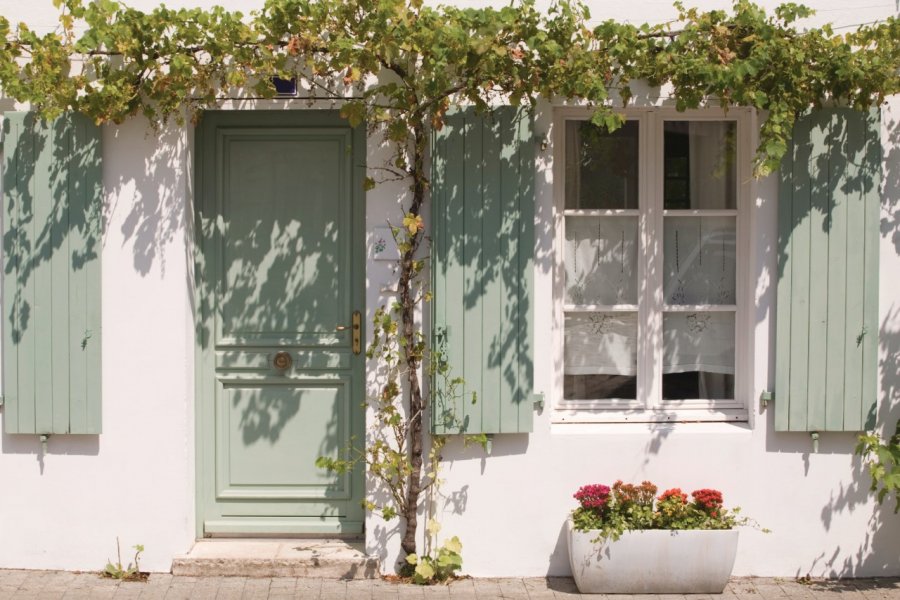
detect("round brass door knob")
[272,351,292,370]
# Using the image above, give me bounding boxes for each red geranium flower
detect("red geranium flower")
[692,488,724,511]
[574,484,611,509]
[659,488,688,504]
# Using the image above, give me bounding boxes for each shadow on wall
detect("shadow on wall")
[0,115,188,460]
[803,108,900,578]
[107,121,187,279]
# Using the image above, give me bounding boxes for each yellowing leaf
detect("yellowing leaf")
[415,560,435,580]
[426,518,441,536]
[444,536,462,554]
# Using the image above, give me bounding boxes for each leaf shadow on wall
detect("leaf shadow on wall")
[802,109,900,578]
[192,118,353,500]
[0,114,102,459]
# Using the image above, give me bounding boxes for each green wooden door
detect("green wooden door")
[195,111,365,536]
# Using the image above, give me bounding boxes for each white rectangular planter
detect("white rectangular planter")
[566,520,739,594]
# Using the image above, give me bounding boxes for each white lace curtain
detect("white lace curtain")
[564,312,734,376]
[565,216,638,306]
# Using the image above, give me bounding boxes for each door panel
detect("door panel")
[196,112,365,536]
[216,381,349,498]
[221,134,348,339]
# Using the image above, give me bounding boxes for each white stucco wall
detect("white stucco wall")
[0,0,898,577]
[0,118,196,572]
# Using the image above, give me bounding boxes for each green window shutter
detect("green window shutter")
[775,108,880,432]
[2,111,102,434]
[431,107,535,435]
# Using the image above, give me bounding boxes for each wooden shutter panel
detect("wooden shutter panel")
[2,111,102,434]
[431,107,536,435]
[775,108,880,432]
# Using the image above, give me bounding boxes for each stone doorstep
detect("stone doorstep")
[171,539,379,579]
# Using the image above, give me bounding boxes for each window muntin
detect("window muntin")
[558,111,747,421]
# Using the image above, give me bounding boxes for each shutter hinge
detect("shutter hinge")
[532,392,544,412]
[760,391,774,409]
[0,395,4,408]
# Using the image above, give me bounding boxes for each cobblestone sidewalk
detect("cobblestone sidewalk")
[0,571,898,600]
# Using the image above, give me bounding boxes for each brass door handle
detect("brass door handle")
[352,311,361,355]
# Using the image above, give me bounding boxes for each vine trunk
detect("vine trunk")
[398,124,428,558]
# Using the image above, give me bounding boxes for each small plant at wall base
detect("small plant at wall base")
[404,519,463,584]
[3,0,897,569]
[857,421,900,512]
[102,538,146,582]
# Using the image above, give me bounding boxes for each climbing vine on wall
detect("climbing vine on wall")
[2,0,898,565]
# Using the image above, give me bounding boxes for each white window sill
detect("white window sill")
[551,408,749,427]
[550,418,752,435]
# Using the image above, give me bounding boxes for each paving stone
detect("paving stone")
[421,585,451,598]
[398,584,426,598]
[499,579,530,598]
[136,587,171,600]
[447,579,476,597]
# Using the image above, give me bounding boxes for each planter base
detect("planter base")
[566,522,739,594]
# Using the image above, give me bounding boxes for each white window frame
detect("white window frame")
[552,107,753,423]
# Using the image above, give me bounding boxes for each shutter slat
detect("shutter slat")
[497,107,519,433]
[824,113,850,431]
[481,112,503,432]
[860,109,880,430]
[2,111,102,435]
[68,115,89,434]
[431,112,449,430]
[440,113,467,433]
[841,111,867,431]
[34,115,55,434]
[774,120,795,433]
[775,108,880,432]
[462,113,485,430]
[806,111,832,431]
[83,117,103,434]
[16,112,38,434]
[516,110,535,433]
[50,116,73,434]
[432,107,535,434]
[788,114,815,431]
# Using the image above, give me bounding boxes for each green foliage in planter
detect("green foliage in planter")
[572,481,760,541]
[857,421,900,512]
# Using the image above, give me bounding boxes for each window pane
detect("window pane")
[662,312,734,400]
[664,121,736,209]
[564,312,637,399]
[565,120,639,209]
[663,216,736,305]
[565,216,638,305]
